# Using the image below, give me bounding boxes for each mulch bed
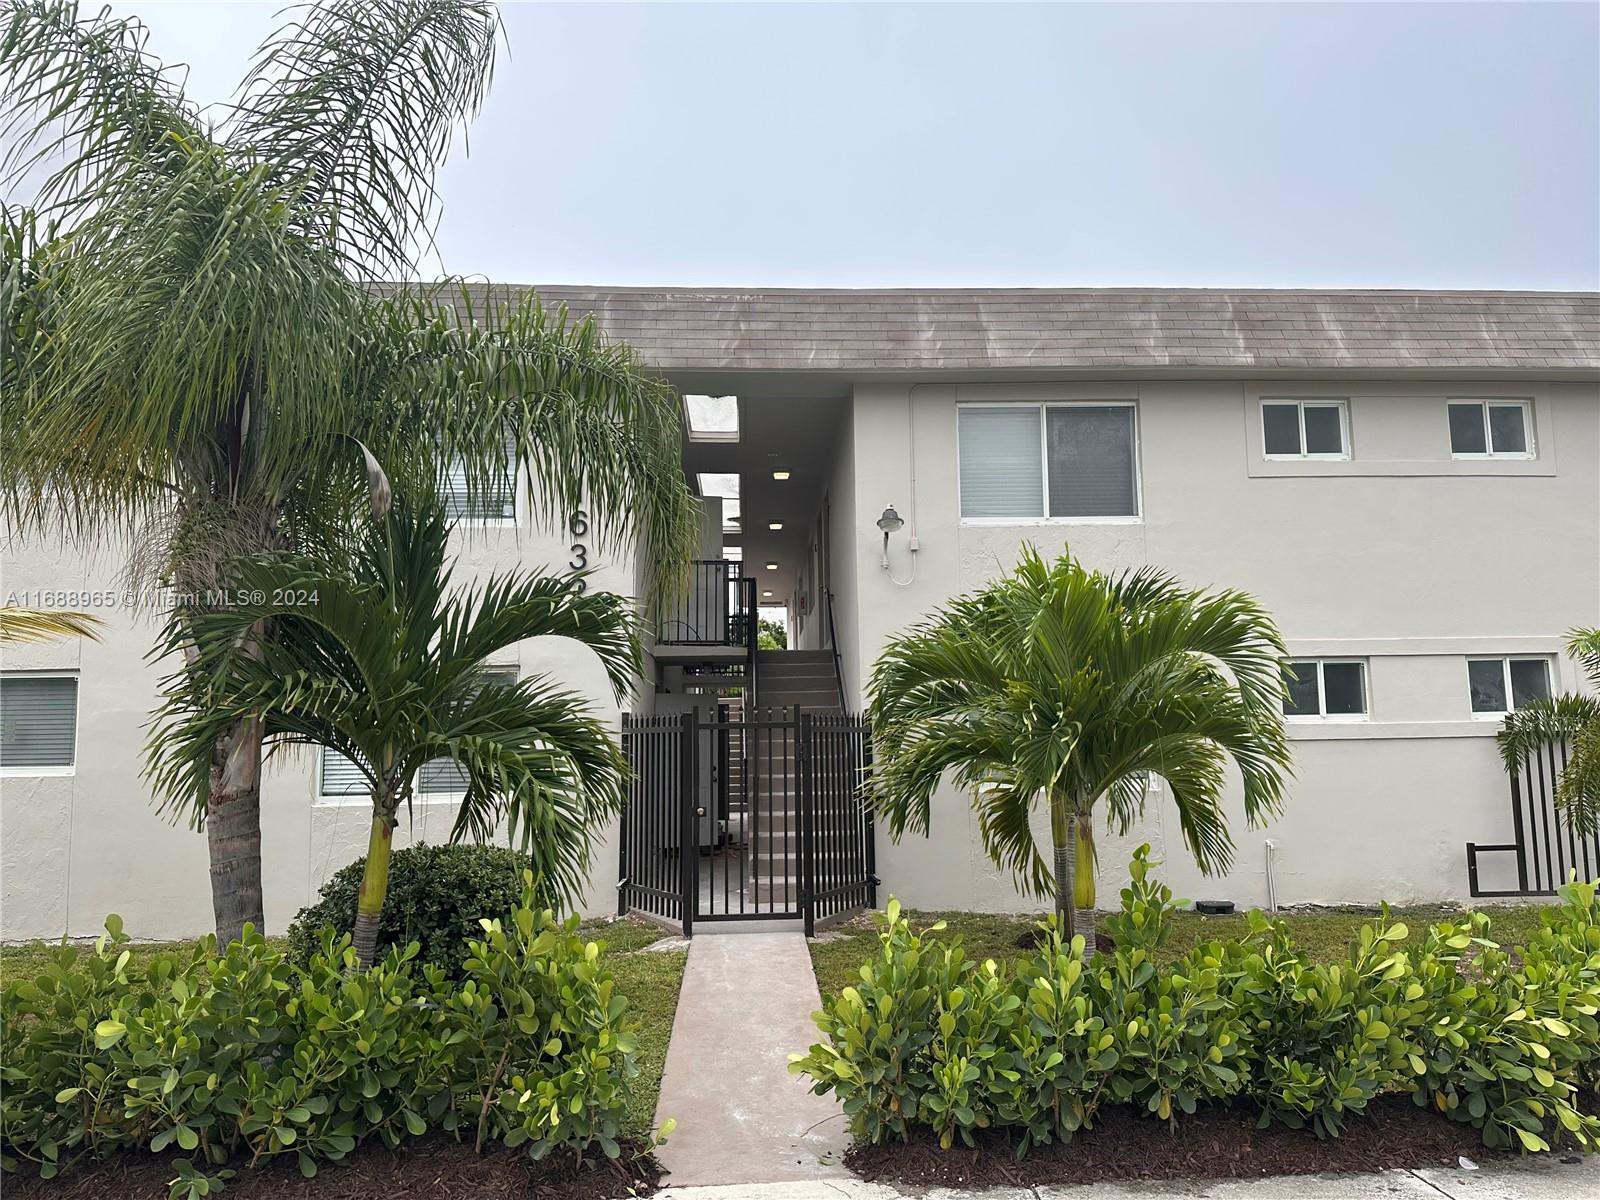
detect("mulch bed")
[846,1095,1537,1189]
[5,1135,662,1199]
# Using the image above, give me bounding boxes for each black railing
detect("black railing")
[1467,735,1598,897]
[824,586,848,713]
[618,706,875,935]
[657,560,756,649]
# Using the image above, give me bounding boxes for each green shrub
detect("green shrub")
[1,875,654,1183]
[286,843,532,977]
[792,846,1600,1159]
[1407,892,1600,1151]
[1237,909,1418,1138]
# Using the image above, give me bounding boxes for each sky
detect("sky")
[99,1,1600,290]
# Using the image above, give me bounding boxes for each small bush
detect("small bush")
[0,875,655,1183]
[286,843,532,977]
[791,845,1600,1159]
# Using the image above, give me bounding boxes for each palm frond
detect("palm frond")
[231,0,499,278]
[0,607,103,644]
[1567,627,1600,687]
[360,283,699,610]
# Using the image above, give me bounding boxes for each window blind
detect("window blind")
[442,449,516,520]
[958,407,1043,518]
[319,747,368,797]
[0,675,78,768]
[1047,406,1137,517]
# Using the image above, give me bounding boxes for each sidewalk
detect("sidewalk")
[655,1155,1598,1198]
[651,930,852,1187]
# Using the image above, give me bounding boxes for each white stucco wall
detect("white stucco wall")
[1,503,639,942]
[844,377,1600,911]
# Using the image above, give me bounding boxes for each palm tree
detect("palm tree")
[0,608,102,644]
[866,546,1294,943]
[2,2,696,943]
[1496,628,1600,837]
[148,494,635,966]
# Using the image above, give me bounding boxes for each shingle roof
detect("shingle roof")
[495,286,1600,375]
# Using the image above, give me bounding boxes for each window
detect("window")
[442,446,516,521]
[1467,657,1550,716]
[1448,401,1532,458]
[0,673,79,771]
[1262,400,1348,459]
[420,666,519,795]
[958,403,1138,520]
[1283,660,1367,720]
[319,667,520,797]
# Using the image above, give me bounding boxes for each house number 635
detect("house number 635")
[569,510,589,592]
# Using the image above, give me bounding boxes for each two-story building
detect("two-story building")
[3,287,1597,939]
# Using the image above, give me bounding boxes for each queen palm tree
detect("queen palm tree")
[1496,628,1600,837]
[2,1,696,943]
[866,546,1294,943]
[148,493,634,966]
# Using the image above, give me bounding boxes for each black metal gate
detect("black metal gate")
[1467,736,1597,897]
[618,707,875,935]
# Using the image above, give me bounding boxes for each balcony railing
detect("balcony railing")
[657,560,756,649]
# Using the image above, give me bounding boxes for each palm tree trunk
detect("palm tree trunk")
[1050,790,1076,942]
[352,808,396,968]
[1074,816,1097,949]
[206,715,264,946]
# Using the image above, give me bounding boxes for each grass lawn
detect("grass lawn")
[0,915,687,1140]
[808,902,1554,1000]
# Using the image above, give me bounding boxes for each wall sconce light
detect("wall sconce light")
[876,504,904,569]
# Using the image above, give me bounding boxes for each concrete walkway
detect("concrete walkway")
[655,1155,1599,1198]
[652,930,852,1187]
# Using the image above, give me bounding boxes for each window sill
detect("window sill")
[0,766,76,777]
[1287,720,1505,741]
[1247,457,1554,478]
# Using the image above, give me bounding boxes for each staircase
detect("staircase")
[748,651,843,905]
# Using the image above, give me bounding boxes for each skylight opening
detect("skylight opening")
[685,394,740,442]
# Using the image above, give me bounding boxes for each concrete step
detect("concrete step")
[756,650,834,664]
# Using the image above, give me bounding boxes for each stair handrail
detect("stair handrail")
[824,586,848,714]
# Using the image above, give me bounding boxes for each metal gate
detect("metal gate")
[618,707,876,935]
[1467,735,1597,897]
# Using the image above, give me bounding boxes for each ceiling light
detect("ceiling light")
[772,469,791,481]
[765,561,778,570]
[762,589,773,598]
[768,521,783,531]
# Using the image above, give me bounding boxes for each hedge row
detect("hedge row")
[791,847,1600,1157]
[0,876,664,1188]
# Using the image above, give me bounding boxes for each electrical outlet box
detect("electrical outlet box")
[908,536,920,552]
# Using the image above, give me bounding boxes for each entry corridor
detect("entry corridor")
[652,931,851,1186]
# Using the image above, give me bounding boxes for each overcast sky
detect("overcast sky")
[105,1,1599,290]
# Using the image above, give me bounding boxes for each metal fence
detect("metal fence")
[1467,736,1598,897]
[618,707,875,935]
[656,560,755,648]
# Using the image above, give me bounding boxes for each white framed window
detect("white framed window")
[319,666,520,798]
[442,443,517,523]
[1448,400,1533,459]
[958,402,1139,521]
[1467,656,1551,717]
[1283,659,1368,721]
[1262,399,1349,459]
[0,672,80,774]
